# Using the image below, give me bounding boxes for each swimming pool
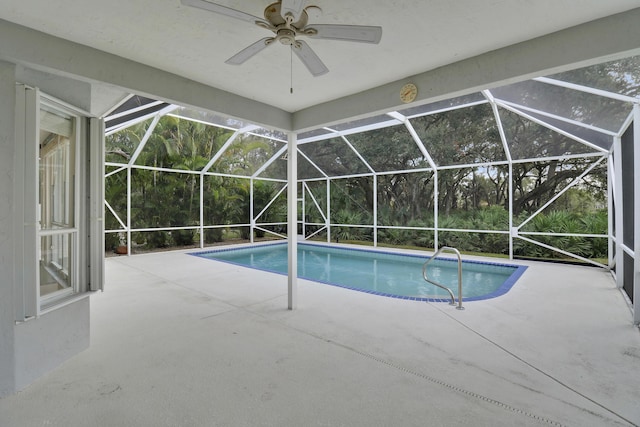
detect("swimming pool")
[192,243,527,302]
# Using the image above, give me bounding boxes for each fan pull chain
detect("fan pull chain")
[290,46,294,94]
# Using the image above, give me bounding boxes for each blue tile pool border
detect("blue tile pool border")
[190,242,528,303]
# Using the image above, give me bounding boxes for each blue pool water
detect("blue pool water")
[192,243,527,302]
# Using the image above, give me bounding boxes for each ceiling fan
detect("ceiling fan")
[181,0,382,77]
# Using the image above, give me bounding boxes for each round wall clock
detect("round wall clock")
[400,83,418,103]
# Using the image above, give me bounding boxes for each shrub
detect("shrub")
[205,228,223,243]
[172,229,195,246]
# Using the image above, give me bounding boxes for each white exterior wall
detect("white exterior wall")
[0,61,17,397]
[14,300,90,391]
[0,62,93,397]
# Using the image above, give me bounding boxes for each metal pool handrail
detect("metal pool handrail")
[422,246,465,310]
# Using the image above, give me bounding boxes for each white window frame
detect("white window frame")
[14,85,104,322]
[38,102,80,308]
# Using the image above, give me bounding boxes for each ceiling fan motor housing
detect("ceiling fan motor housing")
[276,28,297,45]
[265,2,309,29]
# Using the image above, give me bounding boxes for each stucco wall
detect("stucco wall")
[14,299,90,391]
[0,63,94,397]
[0,61,17,397]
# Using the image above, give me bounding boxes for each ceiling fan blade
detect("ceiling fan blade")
[225,38,274,65]
[306,24,382,44]
[292,40,329,77]
[181,0,266,25]
[280,0,306,22]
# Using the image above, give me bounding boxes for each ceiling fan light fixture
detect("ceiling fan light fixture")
[276,28,297,45]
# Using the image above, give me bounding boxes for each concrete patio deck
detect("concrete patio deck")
[1,243,639,426]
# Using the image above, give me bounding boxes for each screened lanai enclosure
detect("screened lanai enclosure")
[104,55,640,310]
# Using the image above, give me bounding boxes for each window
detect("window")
[38,105,78,304]
[14,85,104,320]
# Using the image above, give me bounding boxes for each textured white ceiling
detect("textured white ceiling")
[0,0,638,112]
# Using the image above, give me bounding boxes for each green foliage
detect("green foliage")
[373,206,606,259]
[172,229,195,246]
[104,232,120,252]
[105,57,633,258]
[147,231,170,249]
[332,209,370,242]
[412,104,505,166]
[348,124,429,172]
[105,116,287,251]
[514,209,607,260]
[204,228,224,244]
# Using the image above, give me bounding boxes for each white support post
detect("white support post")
[250,178,254,243]
[126,165,132,256]
[373,175,378,247]
[301,186,306,239]
[633,105,640,325]
[327,178,331,243]
[14,85,39,319]
[200,173,204,249]
[13,83,27,321]
[613,135,624,289]
[287,132,298,310]
[508,162,514,259]
[89,118,105,292]
[486,91,514,259]
[433,170,439,249]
